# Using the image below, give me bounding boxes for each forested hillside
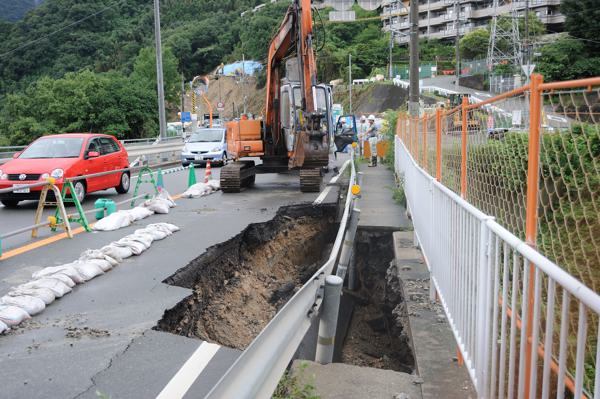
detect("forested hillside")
[0,0,43,22]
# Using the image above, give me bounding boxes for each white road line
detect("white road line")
[156,341,220,399]
[313,160,350,206]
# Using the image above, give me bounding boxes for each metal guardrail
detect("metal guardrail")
[395,136,600,398]
[205,152,358,399]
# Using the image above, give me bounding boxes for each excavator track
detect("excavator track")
[220,161,256,193]
[299,168,322,193]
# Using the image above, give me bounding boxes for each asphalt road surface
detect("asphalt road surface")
[0,155,347,399]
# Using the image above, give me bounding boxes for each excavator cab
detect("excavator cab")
[280,83,332,153]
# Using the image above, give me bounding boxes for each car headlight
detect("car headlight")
[41,173,50,180]
[50,168,64,179]
[182,145,189,153]
[0,169,6,180]
[211,146,222,152]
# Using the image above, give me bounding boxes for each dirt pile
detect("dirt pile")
[183,75,266,120]
[340,229,415,373]
[156,204,338,349]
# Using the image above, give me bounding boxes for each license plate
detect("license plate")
[194,155,204,161]
[13,184,30,194]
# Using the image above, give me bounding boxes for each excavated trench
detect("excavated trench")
[156,204,338,350]
[336,229,415,373]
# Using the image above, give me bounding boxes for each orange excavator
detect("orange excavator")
[220,0,333,192]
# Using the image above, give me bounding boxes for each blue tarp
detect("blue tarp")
[222,61,263,76]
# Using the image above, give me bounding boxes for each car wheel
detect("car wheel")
[73,181,86,203]
[182,162,190,168]
[1,200,20,208]
[116,172,130,194]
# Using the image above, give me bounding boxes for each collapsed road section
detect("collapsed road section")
[156,204,338,349]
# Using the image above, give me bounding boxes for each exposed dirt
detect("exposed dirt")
[65,326,110,339]
[340,229,415,373]
[156,204,338,350]
[183,75,266,119]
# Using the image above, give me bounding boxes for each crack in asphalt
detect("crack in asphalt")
[71,334,141,399]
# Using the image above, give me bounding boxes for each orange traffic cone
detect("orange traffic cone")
[204,160,212,183]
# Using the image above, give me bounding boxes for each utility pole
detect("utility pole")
[455,0,460,90]
[242,53,247,115]
[348,53,352,114]
[389,5,393,80]
[524,0,529,82]
[408,0,420,116]
[180,73,185,136]
[153,0,167,141]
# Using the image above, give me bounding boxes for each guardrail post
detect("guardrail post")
[475,218,493,394]
[337,208,361,289]
[523,73,543,399]
[436,108,442,182]
[315,275,344,364]
[461,96,468,198]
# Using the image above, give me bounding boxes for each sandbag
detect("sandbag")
[0,320,8,334]
[85,258,113,272]
[157,188,176,207]
[182,182,213,198]
[8,288,55,305]
[114,239,146,255]
[206,179,220,190]
[146,223,173,236]
[123,233,153,248]
[101,244,133,261]
[93,211,133,231]
[136,228,167,241]
[48,273,76,288]
[143,198,170,214]
[73,262,104,281]
[128,206,154,221]
[1,295,45,316]
[0,305,31,327]
[80,249,119,267]
[21,278,72,297]
[32,264,85,284]
[153,223,180,233]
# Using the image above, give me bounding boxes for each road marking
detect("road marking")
[156,341,220,399]
[0,226,89,261]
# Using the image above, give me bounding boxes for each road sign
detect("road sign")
[181,112,191,123]
[522,64,536,76]
[216,102,225,112]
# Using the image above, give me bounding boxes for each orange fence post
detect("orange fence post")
[422,114,428,170]
[435,108,442,182]
[460,96,468,198]
[523,73,543,399]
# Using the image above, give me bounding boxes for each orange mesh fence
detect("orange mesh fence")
[396,74,600,397]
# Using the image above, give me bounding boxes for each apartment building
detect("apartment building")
[381,0,565,44]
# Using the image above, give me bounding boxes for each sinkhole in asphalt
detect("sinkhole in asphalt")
[335,229,415,373]
[155,204,338,350]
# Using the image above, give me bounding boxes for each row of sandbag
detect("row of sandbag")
[0,222,180,334]
[93,189,176,231]
[181,180,220,198]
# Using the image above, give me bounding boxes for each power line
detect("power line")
[0,0,128,59]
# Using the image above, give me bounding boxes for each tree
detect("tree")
[460,29,489,60]
[131,46,180,104]
[537,37,600,81]
[561,0,600,52]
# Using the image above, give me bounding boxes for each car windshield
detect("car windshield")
[188,129,224,143]
[19,137,84,159]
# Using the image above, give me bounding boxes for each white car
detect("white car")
[181,128,227,167]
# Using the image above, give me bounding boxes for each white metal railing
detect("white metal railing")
[395,136,600,398]
[205,152,358,399]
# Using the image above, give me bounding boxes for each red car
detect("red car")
[0,133,130,207]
